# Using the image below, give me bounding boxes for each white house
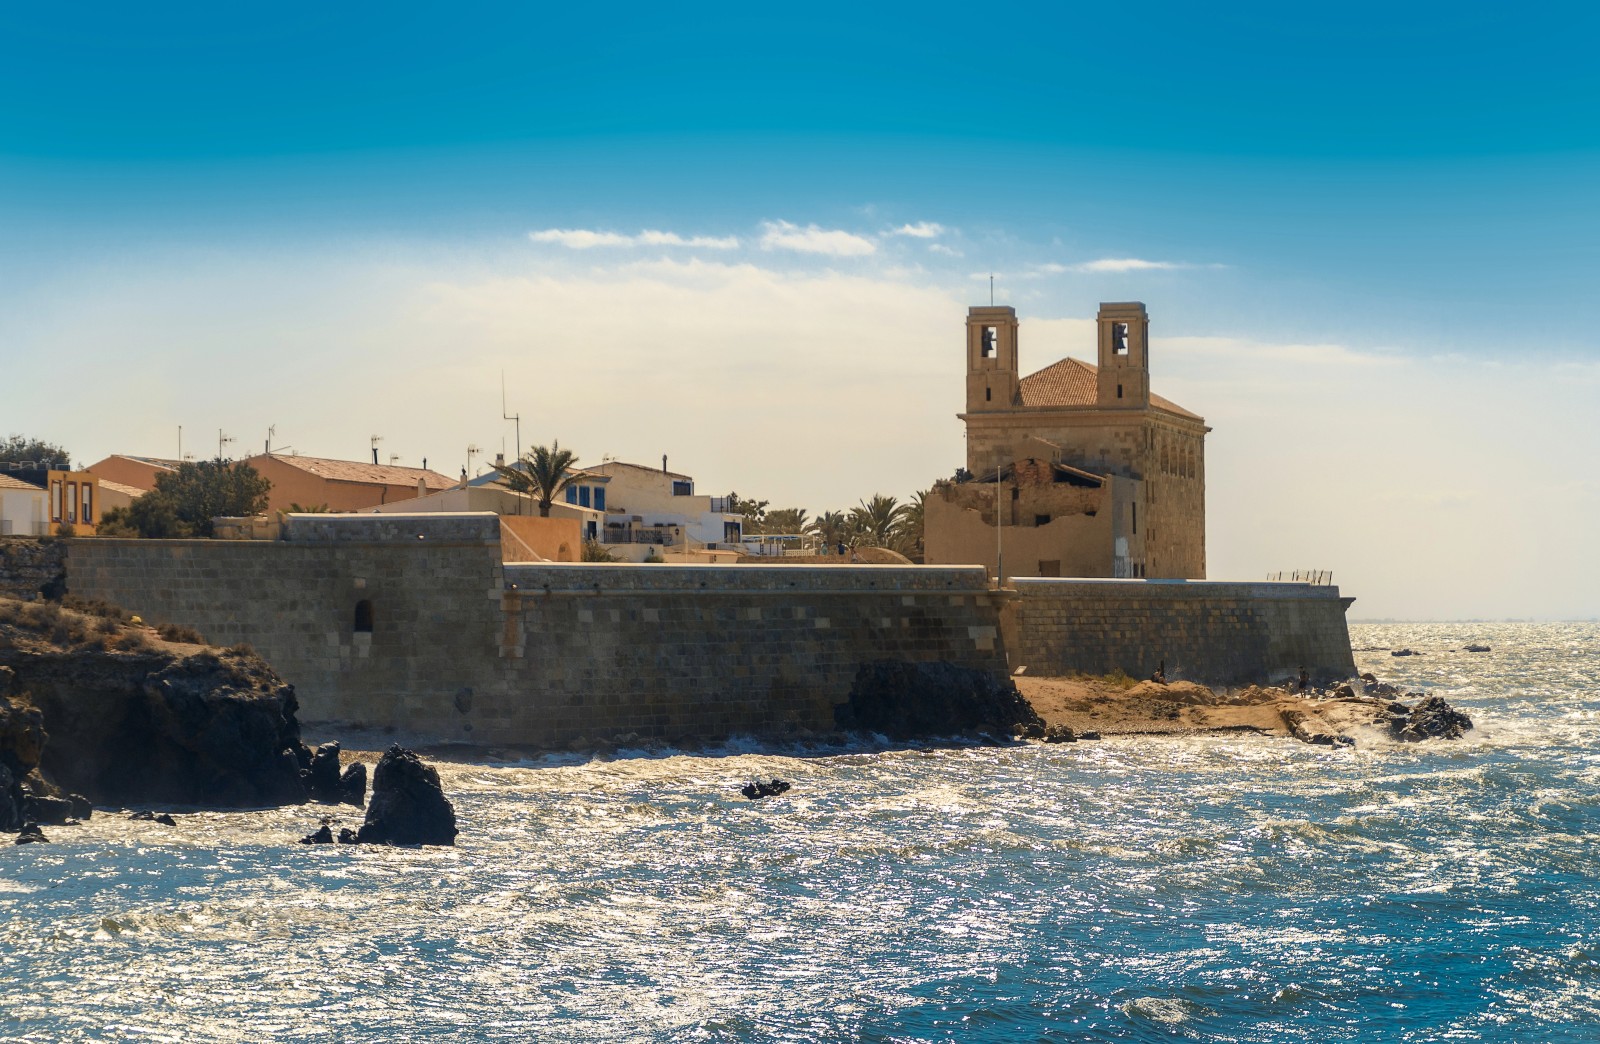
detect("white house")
[0,474,48,536]
[577,460,743,551]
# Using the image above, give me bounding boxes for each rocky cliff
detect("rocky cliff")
[0,597,307,814]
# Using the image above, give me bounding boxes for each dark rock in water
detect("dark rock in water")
[129,810,178,826]
[1043,724,1078,744]
[298,823,334,845]
[4,642,308,808]
[741,778,791,800]
[15,821,46,845]
[23,793,74,826]
[1463,644,1491,653]
[304,742,343,802]
[0,763,23,834]
[1019,722,1046,739]
[355,746,456,846]
[1391,649,1419,657]
[68,794,92,821]
[338,763,367,807]
[1332,683,1357,699]
[1392,695,1473,742]
[1078,730,1101,741]
[836,660,1042,741]
[337,827,358,844]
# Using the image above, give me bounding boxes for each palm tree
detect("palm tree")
[807,510,850,551]
[848,494,906,548]
[891,489,927,559]
[495,441,580,517]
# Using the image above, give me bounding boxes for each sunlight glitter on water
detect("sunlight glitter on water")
[3,622,1600,1042]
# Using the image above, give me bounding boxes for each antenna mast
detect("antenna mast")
[502,372,522,464]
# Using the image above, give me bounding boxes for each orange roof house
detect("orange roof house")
[244,453,456,513]
[84,455,181,492]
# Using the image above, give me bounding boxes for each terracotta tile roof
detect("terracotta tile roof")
[0,474,43,491]
[1017,357,1098,408]
[254,454,456,489]
[118,455,182,469]
[1016,356,1202,421]
[97,479,148,498]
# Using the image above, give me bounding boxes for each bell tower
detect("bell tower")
[1096,301,1150,408]
[966,305,1019,413]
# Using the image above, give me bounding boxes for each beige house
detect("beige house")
[926,301,1208,580]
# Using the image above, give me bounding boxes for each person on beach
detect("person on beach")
[1297,666,1310,692]
[1152,660,1167,685]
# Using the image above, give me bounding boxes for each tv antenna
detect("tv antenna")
[218,429,235,461]
[467,444,481,476]
[989,273,995,306]
[502,372,522,463]
[265,424,276,454]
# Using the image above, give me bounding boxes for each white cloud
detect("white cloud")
[1073,258,1184,273]
[759,221,877,257]
[529,228,738,250]
[928,243,963,257]
[891,222,945,239]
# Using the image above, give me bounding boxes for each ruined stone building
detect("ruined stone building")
[924,302,1209,579]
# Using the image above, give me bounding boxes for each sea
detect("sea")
[3,621,1599,1042]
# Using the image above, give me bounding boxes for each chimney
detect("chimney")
[372,447,379,465]
[662,454,668,474]
[459,467,467,489]
[495,452,505,468]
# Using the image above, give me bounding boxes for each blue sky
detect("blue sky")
[3,3,1598,617]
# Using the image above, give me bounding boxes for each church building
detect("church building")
[924,302,1209,579]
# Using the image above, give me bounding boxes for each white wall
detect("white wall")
[0,487,47,536]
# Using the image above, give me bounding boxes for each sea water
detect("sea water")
[2,621,1599,1042]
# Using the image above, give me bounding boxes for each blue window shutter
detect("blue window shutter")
[594,488,606,511]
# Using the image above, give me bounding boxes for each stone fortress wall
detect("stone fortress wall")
[61,515,1009,747]
[1002,578,1357,685]
[29,515,1358,746]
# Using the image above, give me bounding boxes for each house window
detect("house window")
[578,486,590,508]
[354,599,374,634]
[672,480,693,496]
[50,480,62,523]
[1117,384,1123,399]
[566,487,578,504]
[1131,503,1137,534]
[594,487,605,511]
[81,484,93,523]
[986,387,991,402]
[65,483,77,523]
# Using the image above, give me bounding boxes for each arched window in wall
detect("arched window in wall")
[354,599,374,634]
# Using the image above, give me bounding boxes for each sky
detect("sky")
[2,2,1598,619]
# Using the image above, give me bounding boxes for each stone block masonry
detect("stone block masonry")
[64,514,1008,748]
[0,538,66,601]
[1001,578,1357,686]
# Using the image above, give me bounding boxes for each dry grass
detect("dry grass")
[156,622,207,645]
